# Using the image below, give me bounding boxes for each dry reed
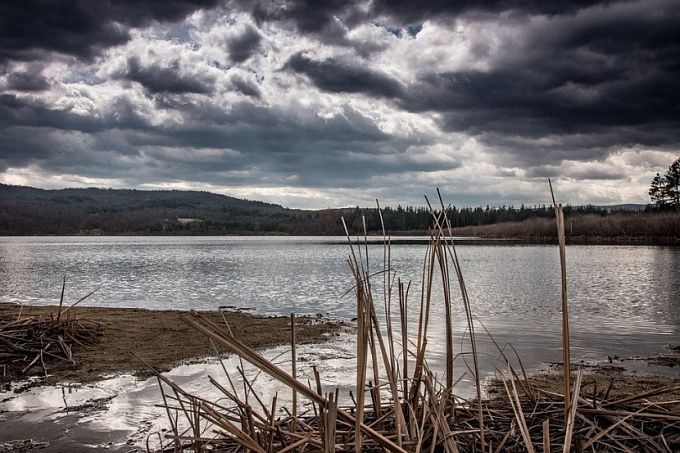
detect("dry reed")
[0,280,100,380]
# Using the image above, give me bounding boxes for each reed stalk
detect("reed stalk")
[550,179,571,420]
[290,313,297,432]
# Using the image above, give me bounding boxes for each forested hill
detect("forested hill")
[0,184,656,236]
[0,184,307,235]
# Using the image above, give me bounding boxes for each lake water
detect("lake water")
[1,236,679,370]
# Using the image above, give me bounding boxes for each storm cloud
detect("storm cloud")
[116,57,215,94]
[4,63,50,91]
[226,25,262,62]
[284,53,404,98]
[0,0,679,208]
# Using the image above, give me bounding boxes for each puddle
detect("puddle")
[0,335,365,450]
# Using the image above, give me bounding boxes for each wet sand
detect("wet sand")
[0,303,346,385]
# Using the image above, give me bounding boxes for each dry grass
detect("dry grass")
[0,282,101,381]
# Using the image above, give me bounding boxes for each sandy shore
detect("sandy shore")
[0,303,347,385]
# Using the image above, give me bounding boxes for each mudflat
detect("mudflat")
[0,303,345,384]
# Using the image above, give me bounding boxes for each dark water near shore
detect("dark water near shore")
[1,236,679,367]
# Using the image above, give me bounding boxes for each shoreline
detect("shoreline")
[0,303,347,386]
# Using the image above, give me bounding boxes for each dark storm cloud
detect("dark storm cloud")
[0,93,153,171]
[0,88,438,187]
[525,165,622,180]
[0,94,100,132]
[229,75,261,98]
[246,0,608,36]
[284,53,404,98]
[226,25,262,63]
[152,101,399,155]
[250,0,358,33]
[369,0,608,23]
[0,94,151,137]
[4,64,50,91]
[270,0,680,167]
[116,57,214,94]
[249,0,380,54]
[403,65,680,135]
[398,3,680,163]
[0,0,221,62]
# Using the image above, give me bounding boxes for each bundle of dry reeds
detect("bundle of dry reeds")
[0,280,100,380]
[147,190,680,452]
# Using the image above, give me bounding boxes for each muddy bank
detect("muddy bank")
[507,345,680,400]
[0,303,347,385]
[489,363,680,407]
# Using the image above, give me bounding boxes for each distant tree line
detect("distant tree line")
[338,204,610,233]
[0,183,640,236]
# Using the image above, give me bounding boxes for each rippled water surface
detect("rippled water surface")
[1,236,679,364]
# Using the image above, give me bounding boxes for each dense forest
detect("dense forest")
[0,184,659,238]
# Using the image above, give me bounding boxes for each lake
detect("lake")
[1,236,679,372]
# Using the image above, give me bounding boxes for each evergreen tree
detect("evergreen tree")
[649,157,680,209]
[667,158,680,208]
[649,173,669,207]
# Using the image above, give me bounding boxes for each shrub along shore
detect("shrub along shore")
[452,211,680,245]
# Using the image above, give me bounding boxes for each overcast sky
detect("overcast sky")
[1,1,678,208]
